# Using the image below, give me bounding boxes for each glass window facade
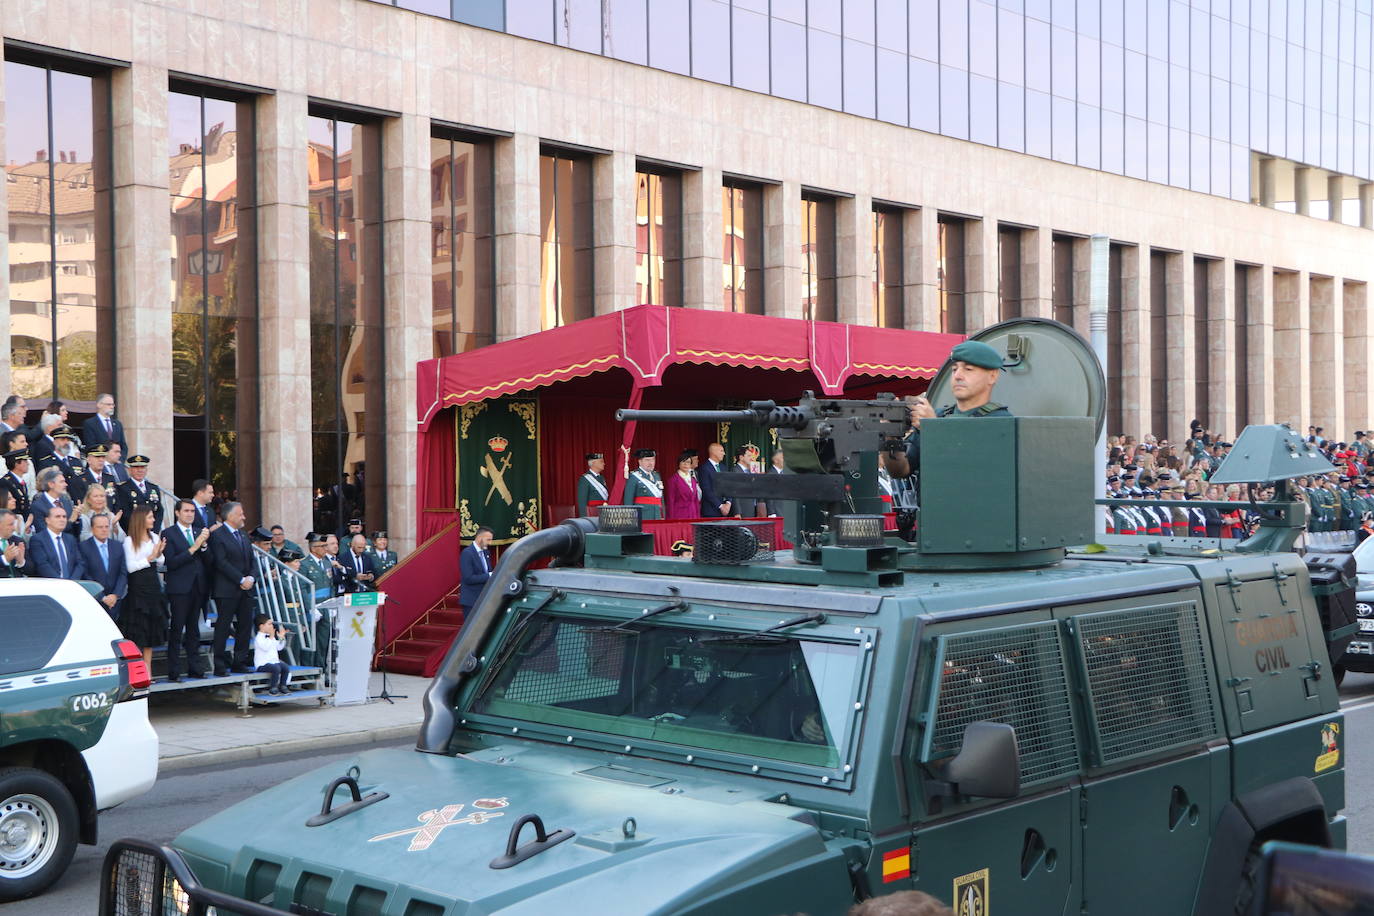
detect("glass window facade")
[539,150,594,328]
[3,59,114,405]
[936,214,966,334]
[800,193,836,321]
[872,206,904,329]
[168,87,259,511]
[431,132,495,357]
[308,113,385,536]
[997,224,1023,321]
[722,180,763,314]
[448,1,1374,197]
[634,168,683,306]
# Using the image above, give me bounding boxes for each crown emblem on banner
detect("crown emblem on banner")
[488,436,509,453]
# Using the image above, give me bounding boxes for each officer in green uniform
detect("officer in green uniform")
[368,531,398,576]
[295,533,335,668]
[577,453,610,517]
[888,339,1011,479]
[114,454,164,533]
[1339,482,1358,531]
[620,447,664,520]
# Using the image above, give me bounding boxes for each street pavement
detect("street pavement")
[9,738,410,916]
[1339,670,1374,854]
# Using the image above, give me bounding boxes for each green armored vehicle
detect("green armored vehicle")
[102,320,1345,916]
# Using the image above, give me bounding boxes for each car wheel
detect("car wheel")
[0,767,79,901]
[1334,663,1347,687]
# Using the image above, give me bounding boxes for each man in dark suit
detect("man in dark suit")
[728,446,758,517]
[105,442,130,483]
[0,508,28,577]
[162,499,212,680]
[698,442,731,518]
[342,533,378,592]
[30,468,75,529]
[459,526,494,614]
[79,512,127,620]
[28,504,86,580]
[189,478,216,530]
[208,501,257,675]
[82,393,129,457]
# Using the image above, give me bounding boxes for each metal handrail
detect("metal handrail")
[252,546,317,664]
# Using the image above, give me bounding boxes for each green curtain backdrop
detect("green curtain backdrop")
[457,396,540,544]
[717,412,779,471]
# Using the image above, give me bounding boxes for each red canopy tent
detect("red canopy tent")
[415,304,962,544]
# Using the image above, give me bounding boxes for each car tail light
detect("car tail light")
[113,638,151,690]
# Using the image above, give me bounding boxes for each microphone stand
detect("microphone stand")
[368,575,406,704]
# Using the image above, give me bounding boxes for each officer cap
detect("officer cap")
[585,452,604,462]
[949,340,1004,370]
[51,425,76,440]
[308,532,328,545]
[278,547,304,562]
[348,518,363,527]
[126,454,150,467]
[4,447,29,469]
[249,526,273,542]
[633,448,656,459]
[85,443,108,457]
[1106,474,1120,483]
[371,530,388,540]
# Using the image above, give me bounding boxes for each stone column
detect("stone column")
[835,193,873,325]
[1294,167,1311,216]
[1328,175,1345,223]
[1164,250,1196,443]
[1071,237,1093,339]
[592,150,636,315]
[1258,157,1277,207]
[1118,244,1152,439]
[255,90,314,536]
[494,132,542,339]
[380,111,432,555]
[110,61,174,481]
[1019,226,1053,319]
[904,207,940,331]
[0,44,8,391]
[1308,275,1343,436]
[681,167,723,310]
[1272,270,1309,429]
[1344,281,1373,434]
[1207,259,1237,440]
[1246,264,1276,424]
[764,180,802,319]
[1360,183,1374,230]
[963,216,998,333]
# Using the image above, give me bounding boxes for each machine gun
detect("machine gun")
[617,392,910,550]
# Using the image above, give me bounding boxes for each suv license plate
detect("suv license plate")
[1360,619,1374,632]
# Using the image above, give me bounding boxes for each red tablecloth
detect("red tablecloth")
[643,517,792,555]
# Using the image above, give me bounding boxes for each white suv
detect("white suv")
[0,578,159,900]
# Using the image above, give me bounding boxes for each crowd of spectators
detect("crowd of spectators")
[1104,421,1374,542]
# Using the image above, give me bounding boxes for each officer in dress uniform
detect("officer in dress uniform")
[69,443,117,504]
[619,447,664,520]
[1,448,31,519]
[576,453,609,517]
[368,531,398,576]
[34,425,80,482]
[114,454,164,533]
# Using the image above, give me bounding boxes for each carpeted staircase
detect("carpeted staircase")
[378,588,465,678]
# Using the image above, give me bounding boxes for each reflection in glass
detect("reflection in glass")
[649,0,691,74]
[431,134,495,356]
[1192,259,1210,426]
[722,182,764,314]
[308,113,385,535]
[997,225,1022,322]
[800,194,836,322]
[167,88,258,511]
[5,60,113,405]
[734,7,770,93]
[691,0,731,84]
[809,28,843,110]
[539,151,594,328]
[873,208,904,329]
[772,18,808,102]
[605,0,648,64]
[937,216,966,335]
[1052,234,1074,327]
[634,170,683,307]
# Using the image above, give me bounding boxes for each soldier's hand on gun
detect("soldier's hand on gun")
[910,395,936,427]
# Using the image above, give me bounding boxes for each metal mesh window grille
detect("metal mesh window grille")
[928,622,1079,787]
[1074,601,1217,764]
[495,619,626,707]
[105,848,187,916]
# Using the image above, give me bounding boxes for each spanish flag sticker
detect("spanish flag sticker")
[882,847,911,883]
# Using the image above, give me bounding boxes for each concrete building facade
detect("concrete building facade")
[2,0,1372,553]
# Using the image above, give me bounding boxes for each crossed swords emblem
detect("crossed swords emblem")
[368,798,509,852]
[480,452,513,506]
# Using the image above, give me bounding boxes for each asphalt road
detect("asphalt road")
[7,739,407,916]
[1339,670,1374,854]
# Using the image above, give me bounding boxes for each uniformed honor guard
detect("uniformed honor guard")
[577,453,609,517]
[620,446,664,520]
[1,448,31,519]
[114,454,164,533]
[70,443,117,504]
[368,531,398,576]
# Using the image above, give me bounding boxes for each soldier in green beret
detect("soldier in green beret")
[887,339,1011,478]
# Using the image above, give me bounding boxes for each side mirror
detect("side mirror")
[946,722,1021,799]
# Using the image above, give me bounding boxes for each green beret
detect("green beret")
[949,340,1004,370]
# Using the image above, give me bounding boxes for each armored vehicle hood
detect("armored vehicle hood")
[173,746,854,915]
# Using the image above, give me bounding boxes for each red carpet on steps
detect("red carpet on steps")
[381,591,465,677]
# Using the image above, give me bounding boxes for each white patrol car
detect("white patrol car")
[0,578,159,900]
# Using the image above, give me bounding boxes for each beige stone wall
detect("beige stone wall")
[5,0,1374,551]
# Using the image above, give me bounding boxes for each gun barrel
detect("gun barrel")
[616,408,764,423]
